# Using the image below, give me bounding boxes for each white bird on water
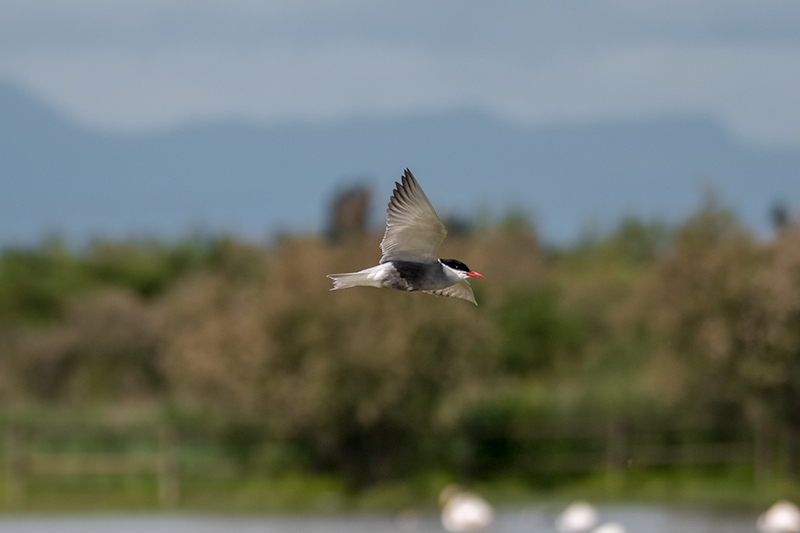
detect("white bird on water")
[439,484,495,532]
[758,501,800,533]
[556,501,627,533]
[557,501,599,532]
[591,523,627,533]
[327,169,484,305]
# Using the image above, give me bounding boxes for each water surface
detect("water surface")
[0,506,759,532]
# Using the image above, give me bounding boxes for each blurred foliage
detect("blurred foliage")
[1,202,800,494]
[495,287,583,373]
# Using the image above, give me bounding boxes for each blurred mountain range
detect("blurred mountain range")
[2,81,799,246]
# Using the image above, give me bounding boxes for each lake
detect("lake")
[0,506,760,532]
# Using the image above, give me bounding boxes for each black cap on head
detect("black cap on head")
[440,259,471,272]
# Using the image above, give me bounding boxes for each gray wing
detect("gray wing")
[379,169,447,264]
[424,280,477,305]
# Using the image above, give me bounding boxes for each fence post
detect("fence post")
[158,425,179,508]
[4,427,25,507]
[753,416,770,485]
[605,419,628,493]
[606,419,628,473]
[782,423,800,481]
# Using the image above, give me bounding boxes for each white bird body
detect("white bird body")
[591,523,627,533]
[328,260,465,291]
[557,501,599,533]
[758,501,800,533]
[327,169,483,304]
[440,490,494,532]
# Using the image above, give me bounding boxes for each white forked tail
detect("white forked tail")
[327,265,388,290]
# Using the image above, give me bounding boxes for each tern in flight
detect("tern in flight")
[327,169,484,304]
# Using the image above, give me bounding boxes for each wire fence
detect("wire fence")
[1,418,793,509]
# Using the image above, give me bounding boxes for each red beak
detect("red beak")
[466,271,484,279]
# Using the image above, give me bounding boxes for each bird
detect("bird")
[556,501,599,533]
[758,501,800,533]
[439,484,494,532]
[591,523,627,533]
[327,169,484,304]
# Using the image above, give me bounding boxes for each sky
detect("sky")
[2,0,800,147]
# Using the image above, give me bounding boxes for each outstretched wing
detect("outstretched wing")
[379,169,447,264]
[424,280,477,305]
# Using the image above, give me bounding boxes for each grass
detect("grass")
[2,468,797,514]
